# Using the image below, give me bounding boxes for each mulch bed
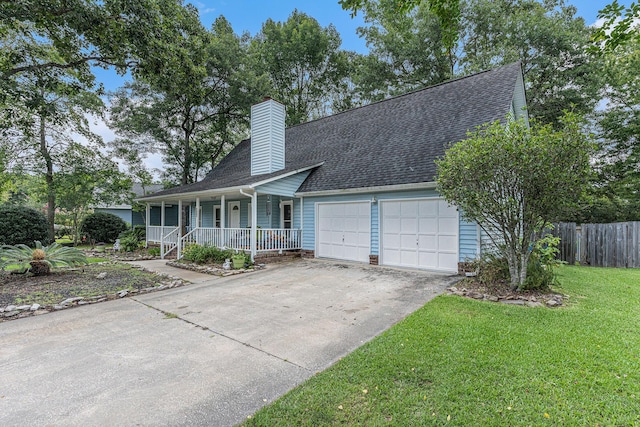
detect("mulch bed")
[448,277,566,307]
[0,262,186,322]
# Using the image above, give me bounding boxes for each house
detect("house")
[95,183,169,227]
[138,62,527,273]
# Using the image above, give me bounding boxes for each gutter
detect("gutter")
[295,181,437,197]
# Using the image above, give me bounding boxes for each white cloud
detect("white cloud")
[190,1,215,15]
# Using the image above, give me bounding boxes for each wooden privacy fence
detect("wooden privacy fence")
[552,222,640,268]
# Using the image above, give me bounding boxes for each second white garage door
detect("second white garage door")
[317,202,371,263]
[380,199,458,272]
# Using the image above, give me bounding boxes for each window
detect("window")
[247,203,252,227]
[214,206,221,228]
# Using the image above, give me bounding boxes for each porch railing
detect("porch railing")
[257,228,302,252]
[147,226,180,243]
[160,227,180,259]
[149,226,302,260]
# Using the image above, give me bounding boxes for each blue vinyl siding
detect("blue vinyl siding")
[255,171,312,197]
[95,208,131,225]
[459,218,479,261]
[302,188,480,262]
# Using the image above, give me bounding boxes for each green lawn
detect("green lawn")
[244,266,640,426]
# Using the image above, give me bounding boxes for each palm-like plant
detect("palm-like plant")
[0,241,87,275]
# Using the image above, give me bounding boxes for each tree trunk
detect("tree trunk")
[40,116,55,244]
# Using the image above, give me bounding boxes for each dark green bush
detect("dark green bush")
[0,206,49,246]
[81,212,128,244]
[183,244,234,264]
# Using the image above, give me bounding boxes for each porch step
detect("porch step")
[254,251,301,264]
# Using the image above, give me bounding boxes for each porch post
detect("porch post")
[160,201,165,259]
[145,203,150,248]
[177,199,183,259]
[251,191,258,261]
[221,195,226,228]
[300,196,304,249]
[195,197,200,243]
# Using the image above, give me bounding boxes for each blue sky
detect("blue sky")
[95,0,626,92]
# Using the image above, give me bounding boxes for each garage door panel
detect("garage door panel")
[382,199,458,272]
[438,200,457,216]
[439,235,458,252]
[317,202,370,263]
[418,218,437,233]
[401,217,417,233]
[385,218,401,234]
[383,233,400,249]
[401,249,418,266]
[438,217,458,231]
[419,200,437,216]
[418,235,437,251]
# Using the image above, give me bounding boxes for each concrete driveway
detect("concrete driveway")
[0,259,456,426]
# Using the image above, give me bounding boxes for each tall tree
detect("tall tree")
[56,144,131,244]
[340,0,461,62]
[251,10,353,125]
[1,34,105,240]
[353,1,453,101]
[459,0,602,127]
[593,37,640,220]
[354,0,601,126]
[109,16,265,186]
[0,0,201,91]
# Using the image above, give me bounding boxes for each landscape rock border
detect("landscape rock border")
[166,260,266,277]
[447,285,565,307]
[0,264,188,322]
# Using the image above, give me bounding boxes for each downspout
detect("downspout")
[239,188,257,262]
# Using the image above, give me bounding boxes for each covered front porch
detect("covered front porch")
[143,188,302,260]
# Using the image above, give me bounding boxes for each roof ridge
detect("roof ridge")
[284,61,521,131]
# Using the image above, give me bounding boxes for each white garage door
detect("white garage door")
[381,199,458,272]
[317,202,371,263]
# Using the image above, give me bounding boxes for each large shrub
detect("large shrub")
[0,206,49,246]
[81,212,128,244]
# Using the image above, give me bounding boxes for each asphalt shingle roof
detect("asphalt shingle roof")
[144,62,521,199]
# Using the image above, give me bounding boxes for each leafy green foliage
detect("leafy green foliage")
[147,247,161,257]
[251,10,353,125]
[340,0,461,62]
[183,244,235,264]
[117,227,146,252]
[592,0,640,53]
[354,0,601,126]
[0,241,87,274]
[353,1,452,101]
[436,114,593,289]
[109,16,264,185]
[0,206,48,246]
[80,213,127,244]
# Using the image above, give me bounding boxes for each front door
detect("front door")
[281,201,293,229]
[229,201,240,228]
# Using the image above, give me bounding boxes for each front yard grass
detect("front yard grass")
[244,266,640,426]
